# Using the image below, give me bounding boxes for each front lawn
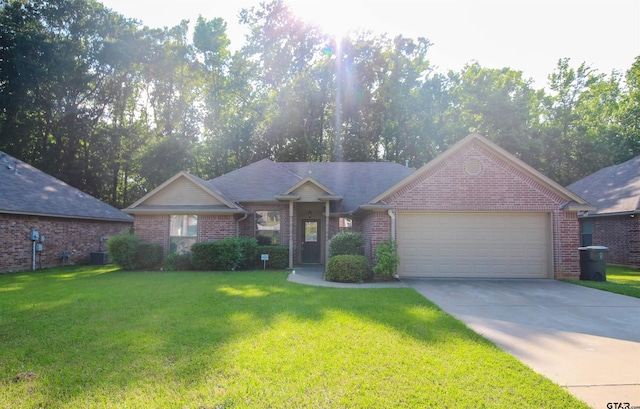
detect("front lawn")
[0,266,588,408]
[565,265,640,298]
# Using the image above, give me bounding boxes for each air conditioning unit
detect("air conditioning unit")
[90,252,108,265]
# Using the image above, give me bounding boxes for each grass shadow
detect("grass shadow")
[0,267,588,408]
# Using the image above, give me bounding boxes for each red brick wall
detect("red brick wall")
[361,211,392,262]
[199,215,236,242]
[134,215,169,250]
[591,216,640,266]
[134,214,240,256]
[378,140,581,279]
[0,213,132,273]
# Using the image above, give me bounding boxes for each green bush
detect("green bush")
[329,232,364,256]
[135,243,164,270]
[255,245,288,269]
[106,234,139,270]
[164,253,193,271]
[325,255,372,283]
[191,237,257,271]
[373,240,400,276]
[237,237,258,269]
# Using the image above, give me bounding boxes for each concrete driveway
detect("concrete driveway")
[402,279,640,409]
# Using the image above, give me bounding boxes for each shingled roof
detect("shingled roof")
[567,155,640,216]
[0,151,133,222]
[208,159,415,214]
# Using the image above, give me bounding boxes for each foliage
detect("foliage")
[163,253,194,271]
[1,0,639,209]
[237,237,259,268]
[134,243,164,270]
[328,232,365,256]
[106,234,163,270]
[564,265,640,299]
[255,245,289,269]
[0,266,588,408]
[190,237,257,271]
[191,239,237,271]
[106,234,139,270]
[373,240,400,276]
[325,255,372,283]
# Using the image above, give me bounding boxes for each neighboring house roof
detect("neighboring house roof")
[567,155,640,216]
[372,133,592,208]
[0,151,133,222]
[208,159,415,214]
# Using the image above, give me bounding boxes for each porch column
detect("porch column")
[325,200,330,266]
[289,200,294,269]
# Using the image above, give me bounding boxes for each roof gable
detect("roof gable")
[567,155,640,215]
[0,151,132,222]
[372,133,590,206]
[125,171,242,214]
[282,176,337,200]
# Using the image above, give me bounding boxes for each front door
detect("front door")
[301,219,320,263]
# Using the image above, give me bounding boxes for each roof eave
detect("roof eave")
[123,207,246,215]
[1,209,133,223]
[560,202,597,212]
[579,209,640,218]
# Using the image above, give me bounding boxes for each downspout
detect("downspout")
[387,209,399,278]
[325,200,330,267]
[289,200,294,270]
[236,213,248,238]
[387,209,396,241]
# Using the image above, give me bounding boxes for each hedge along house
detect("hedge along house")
[125,133,592,279]
[567,154,640,266]
[0,151,133,273]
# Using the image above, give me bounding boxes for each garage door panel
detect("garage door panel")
[397,213,550,278]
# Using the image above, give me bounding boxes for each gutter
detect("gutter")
[236,213,249,237]
[387,209,399,279]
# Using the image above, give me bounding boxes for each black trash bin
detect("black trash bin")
[578,246,608,281]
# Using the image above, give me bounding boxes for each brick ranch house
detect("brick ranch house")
[0,151,133,273]
[125,133,593,279]
[568,154,640,266]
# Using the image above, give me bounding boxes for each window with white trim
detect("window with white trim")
[170,215,197,254]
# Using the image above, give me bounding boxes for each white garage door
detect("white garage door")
[397,212,550,278]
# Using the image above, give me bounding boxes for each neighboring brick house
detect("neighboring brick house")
[567,155,640,266]
[125,133,592,279]
[0,151,133,273]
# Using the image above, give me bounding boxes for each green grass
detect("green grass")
[0,266,588,408]
[564,265,640,298]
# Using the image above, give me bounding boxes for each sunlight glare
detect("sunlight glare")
[289,0,368,38]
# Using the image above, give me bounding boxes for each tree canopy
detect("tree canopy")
[1,0,638,207]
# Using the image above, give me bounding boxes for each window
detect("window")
[256,210,280,245]
[581,220,593,246]
[170,215,197,254]
[339,217,352,232]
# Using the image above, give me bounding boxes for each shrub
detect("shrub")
[164,253,193,271]
[373,240,400,276]
[106,234,139,270]
[325,255,372,283]
[190,242,216,270]
[329,232,364,256]
[135,243,164,270]
[237,237,258,269]
[191,237,257,271]
[255,245,289,269]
